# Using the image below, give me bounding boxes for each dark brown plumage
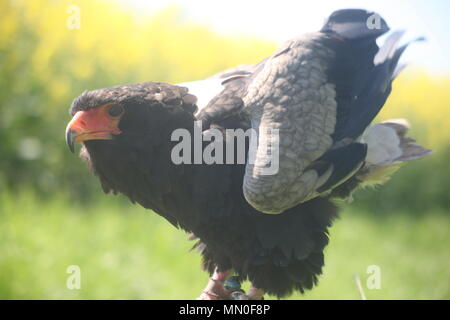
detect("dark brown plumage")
[69,82,337,297]
[65,9,431,298]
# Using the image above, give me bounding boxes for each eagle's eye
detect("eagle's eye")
[108,104,124,118]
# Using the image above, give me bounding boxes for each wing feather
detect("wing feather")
[177,9,424,214]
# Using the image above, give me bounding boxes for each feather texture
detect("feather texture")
[67,9,431,299]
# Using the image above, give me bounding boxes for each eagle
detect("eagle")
[65,9,431,299]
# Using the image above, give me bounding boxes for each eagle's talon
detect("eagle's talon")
[198,269,234,300]
[197,290,221,300]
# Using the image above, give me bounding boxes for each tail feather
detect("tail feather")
[358,119,432,187]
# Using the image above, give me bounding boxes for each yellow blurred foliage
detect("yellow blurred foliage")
[1,0,448,149]
[380,70,450,149]
[1,0,274,98]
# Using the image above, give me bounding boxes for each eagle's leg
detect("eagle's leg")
[231,285,265,300]
[197,269,233,300]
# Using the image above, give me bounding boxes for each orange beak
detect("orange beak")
[65,106,122,153]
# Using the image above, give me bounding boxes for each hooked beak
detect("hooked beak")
[66,128,77,153]
[65,107,122,153]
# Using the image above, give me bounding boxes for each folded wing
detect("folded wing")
[181,9,431,214]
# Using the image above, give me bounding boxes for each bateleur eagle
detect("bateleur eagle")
[65,9,431,299]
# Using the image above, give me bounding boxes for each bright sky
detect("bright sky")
[122,0,450,74]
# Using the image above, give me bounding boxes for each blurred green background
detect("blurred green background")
[0,0,449,299]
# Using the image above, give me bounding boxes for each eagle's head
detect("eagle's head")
[65,82,197,154]
[65,82,198,202]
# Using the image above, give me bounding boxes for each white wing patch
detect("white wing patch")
[358,119,432,187]
[362,122,403,166]
[177,78,225,115]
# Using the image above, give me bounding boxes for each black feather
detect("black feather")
[317,142,367,193]
[323,10,412,141]
[321,9,389,40]
[68,9,413,298]
[73,81,338,297]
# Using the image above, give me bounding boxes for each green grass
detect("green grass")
[0,191,449,300]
